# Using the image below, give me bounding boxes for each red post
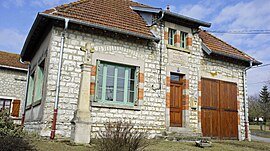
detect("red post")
[50,109,58,140]
[21,113,25,127]
[245,121,249,140]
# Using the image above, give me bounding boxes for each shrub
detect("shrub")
[94,121,149,151]
[0,110,35,151]
[0,110,25,137]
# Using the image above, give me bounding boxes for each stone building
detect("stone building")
[20,0,261,143]
[0,50,27,122]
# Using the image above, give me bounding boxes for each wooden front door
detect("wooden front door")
[170,74,183,127]
[201,78,238,139]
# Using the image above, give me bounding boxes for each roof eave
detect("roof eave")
[202,42,262,66]
[163,11,211,28]
[20,14,42,61]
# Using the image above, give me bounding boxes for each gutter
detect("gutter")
[243,61,253,140]
[50,18,69,140]
[19,58,30,127]
[0,64,28,71]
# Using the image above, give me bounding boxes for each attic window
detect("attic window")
[168,28,176,46]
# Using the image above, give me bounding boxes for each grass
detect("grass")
[250,125,270,138]
[30,139,270,151]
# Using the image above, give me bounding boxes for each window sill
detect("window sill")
[166,44,191,53]
[91,102,141,111]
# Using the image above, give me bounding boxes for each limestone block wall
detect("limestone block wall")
[0,67,27,117]
[25,25,167,138]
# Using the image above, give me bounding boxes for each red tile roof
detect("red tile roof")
[199,31,257,62]
[0,51,27,69]
[43,0,153,37]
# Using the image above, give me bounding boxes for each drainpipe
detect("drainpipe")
[50,18,69,140]
[243,61,253,140]
[20,58,30,127]
[152,11,164,92]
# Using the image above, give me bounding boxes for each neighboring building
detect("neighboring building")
[0,51,27,122]
[20,0,261,142]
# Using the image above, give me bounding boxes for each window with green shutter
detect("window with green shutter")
[33,62,44,103]
[95,60,138,106]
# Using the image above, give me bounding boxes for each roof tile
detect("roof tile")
[199,31,256,61]
[0,51,27,69]
[43,0,153,37]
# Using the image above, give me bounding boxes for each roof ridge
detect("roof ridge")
[202,30,254,60]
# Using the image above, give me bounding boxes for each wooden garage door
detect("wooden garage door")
[201,78,238,139]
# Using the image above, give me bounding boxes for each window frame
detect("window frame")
[168,28,176,46]
[95,60,139,106]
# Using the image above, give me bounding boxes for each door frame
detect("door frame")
[169,73,184,127]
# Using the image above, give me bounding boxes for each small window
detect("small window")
[96,61,138,105]
[180,32,188,48]
[168,28,176,46]
[0,99,11,112]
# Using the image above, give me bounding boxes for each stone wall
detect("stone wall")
[24,22,248,140]
[0,67,27,117]
[24,25,167,138]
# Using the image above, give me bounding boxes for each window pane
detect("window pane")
[118,66,125,78]
[116,90,124,102]
[105,89,114,101]
[5,100,11,109]
[128,92,134,103]
[128,68,135,80]
[106,76,114,101]
[117,78,125,90]
[128,80,135,91]
[171,74,180,81]
[97,63,103,100]
[107,64,115,77]
[0,100,3,110]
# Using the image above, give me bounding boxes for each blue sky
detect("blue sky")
[0,0,269,95]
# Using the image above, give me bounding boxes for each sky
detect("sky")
[0,0,269,95]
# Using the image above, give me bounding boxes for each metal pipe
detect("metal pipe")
[152,11,164,91]
[50,18,69,140]
[243,61,253,140]
[19,58,30,127]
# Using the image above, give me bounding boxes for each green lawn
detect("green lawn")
[31,139,270,151]
[250,125,270,138]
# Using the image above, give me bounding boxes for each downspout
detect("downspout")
[50,18,69,140]
[20,58,30,127]
[152,11,164,92]
[243,61,253,140]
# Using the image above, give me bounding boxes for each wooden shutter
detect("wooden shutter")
[11,100,20,117]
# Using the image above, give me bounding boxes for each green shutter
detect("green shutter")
[34,66,44,102]
[94,60,100,101]
[26,76,34,106]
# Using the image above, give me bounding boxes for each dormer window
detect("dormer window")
[168,28,176,46]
